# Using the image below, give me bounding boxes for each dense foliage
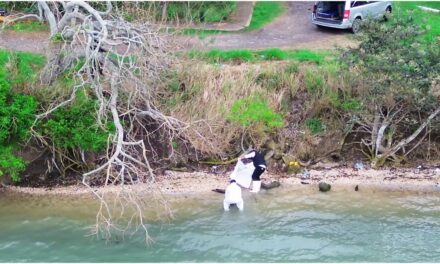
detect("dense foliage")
[0,49,112,182]
[339,16,440,164]
[37,94,112,153]
[0,50,43,182]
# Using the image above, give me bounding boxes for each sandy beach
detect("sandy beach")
[3,165,440,196]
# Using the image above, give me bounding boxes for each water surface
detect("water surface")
[1,187,440,262]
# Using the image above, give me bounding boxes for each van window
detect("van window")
[351,1,367,7]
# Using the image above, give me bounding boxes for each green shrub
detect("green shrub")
[0,49,43,182]
[0,147,26,182]
[228,96,284,131]
[0,83,37,182]
[306,118,324,134]
[37,94,113,152]
[342,99,362,111]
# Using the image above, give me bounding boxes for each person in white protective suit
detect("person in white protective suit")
[240,149,266,193]
[223,179,244,212]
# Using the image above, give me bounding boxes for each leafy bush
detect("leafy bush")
[37,94,112,152]
[306,118,324,134]
[0,50,41,182]
[0,147,26,182]
[339,17,440,164]
[341,99,362,111]
[0,83,37,182]
[228,96,284,131]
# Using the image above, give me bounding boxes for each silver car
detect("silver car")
[311,1,392,33]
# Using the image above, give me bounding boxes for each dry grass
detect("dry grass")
[159,59,348,161]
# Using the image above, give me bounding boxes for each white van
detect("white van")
[311,1,392,33]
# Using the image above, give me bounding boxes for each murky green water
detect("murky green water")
[1,186,440,262]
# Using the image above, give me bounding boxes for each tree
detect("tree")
[341,17,440,167]
[2,1,209,242]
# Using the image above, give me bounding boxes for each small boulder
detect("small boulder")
[318,182,331,192]
[261,181,281,190]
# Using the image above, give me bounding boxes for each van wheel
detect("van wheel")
[384,6,392,21]
[351,18,361,34]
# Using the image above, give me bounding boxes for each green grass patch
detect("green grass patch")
[394,2,440,42]
[189,48,329,64]
[228,96,284,130]
[4,21,49,32]
[0,49,45,88]
[246,2,285,31]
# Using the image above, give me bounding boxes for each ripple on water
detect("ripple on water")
[0,241,19,250]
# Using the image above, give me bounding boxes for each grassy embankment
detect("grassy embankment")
[180,1,285,36]
[2,1,440,183]
[172,4,440,164]
[165,48,342,160]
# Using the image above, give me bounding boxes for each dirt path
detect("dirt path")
[0,30,49,54]
[0,2,354,54]
[178,2,356,50]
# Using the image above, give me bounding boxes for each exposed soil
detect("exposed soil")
[0,30,49,54]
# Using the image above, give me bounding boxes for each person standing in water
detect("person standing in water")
[224,179,244,211]
[240,149,266,193]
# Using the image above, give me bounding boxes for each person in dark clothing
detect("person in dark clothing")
[240,149,266,193]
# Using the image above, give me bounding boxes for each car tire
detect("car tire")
[384,6,392,21]
[351,18,361,34]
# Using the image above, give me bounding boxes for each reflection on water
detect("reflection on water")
[1,186,440,262]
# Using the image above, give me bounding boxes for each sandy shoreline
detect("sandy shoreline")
[2,166,440,196]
